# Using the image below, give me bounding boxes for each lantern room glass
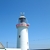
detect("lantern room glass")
[19,18,27,23]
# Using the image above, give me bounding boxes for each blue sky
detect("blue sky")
[0,0,50,49]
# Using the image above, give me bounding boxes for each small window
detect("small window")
[19,35,20,38]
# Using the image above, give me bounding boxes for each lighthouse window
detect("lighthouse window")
[19,18,26,23]
[27,42,28,44]
[19,35,20,38]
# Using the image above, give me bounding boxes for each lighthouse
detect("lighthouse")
[16,14,29,50]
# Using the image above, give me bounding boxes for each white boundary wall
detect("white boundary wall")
[0,49,5,50]
[5,48,21,50]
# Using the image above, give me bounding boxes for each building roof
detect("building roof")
[0,42,5,49]
[19,15,26,18]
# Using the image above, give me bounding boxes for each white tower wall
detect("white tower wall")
[17,26,29,50]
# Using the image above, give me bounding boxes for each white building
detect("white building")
[16,14,29,50]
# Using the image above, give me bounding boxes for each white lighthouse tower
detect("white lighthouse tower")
[16,14,29,50]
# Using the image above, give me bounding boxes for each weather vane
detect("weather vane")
[20,12,25,16]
